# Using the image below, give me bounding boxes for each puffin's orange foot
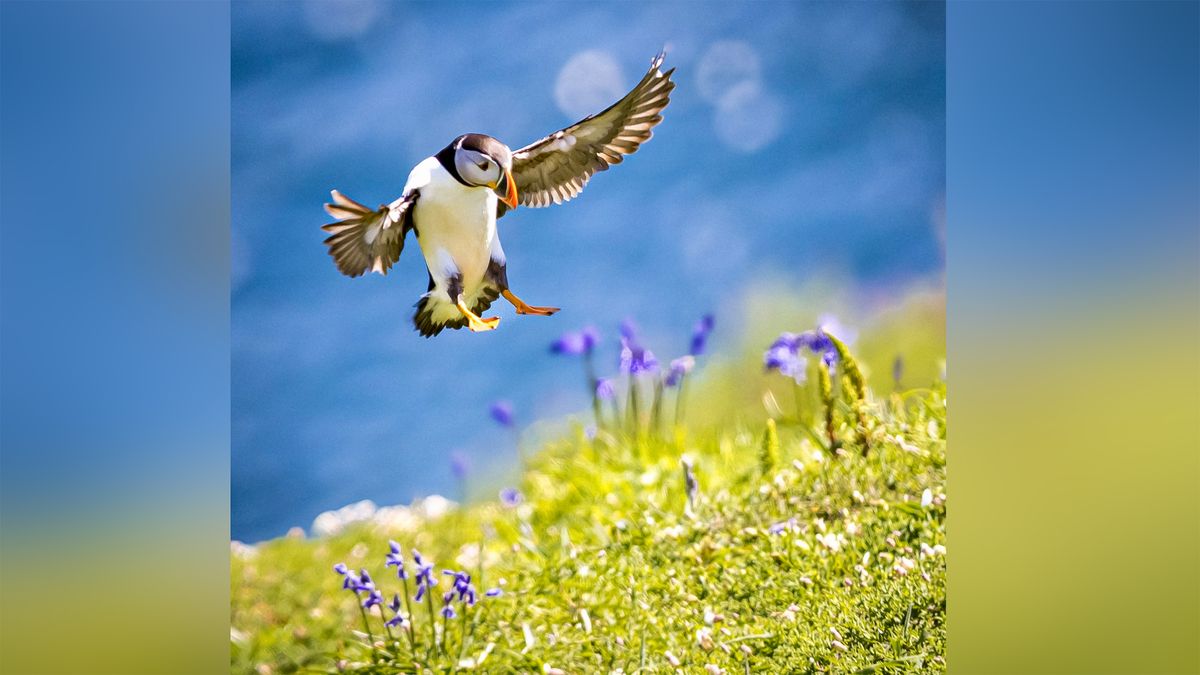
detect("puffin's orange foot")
[468,315,501,332]
[502,289,560,317]
[456,295,501,333]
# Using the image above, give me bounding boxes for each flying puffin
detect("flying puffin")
[322,52,675,337]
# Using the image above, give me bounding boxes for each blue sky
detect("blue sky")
[232,0,944,542]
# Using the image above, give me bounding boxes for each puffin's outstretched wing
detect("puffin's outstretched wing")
[503,52,675,214]
[322,190,417,277]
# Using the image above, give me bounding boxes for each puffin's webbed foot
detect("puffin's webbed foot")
[456,294,501,332]
[502,289,560,316]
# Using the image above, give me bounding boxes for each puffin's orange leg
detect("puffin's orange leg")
[456,295,500,332]
[502,289,560,316]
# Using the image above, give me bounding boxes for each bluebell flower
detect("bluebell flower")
[333,562,349,575]
[489,400,514,428]
[595,377,616,401]
[550,331,586,356]
[664,356,695,387]
[689,314,715,356]
[385,541,407,579]
[363,590,383,609]
[584,424,597,440]
[385,613,405,628]
[764,342,807,384]
[550,326,600,356]
[619,337,659,375]
[499,487,523,507]
[412,550,436,601]
[818,314,857,346]
[450,451,470,481]
[354,569,376,593]
[485,588,503,598]
[619,317,640,342]
[388,593,401,613]
[580,326,600,352]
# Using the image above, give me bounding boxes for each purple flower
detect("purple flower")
[584,424,597,440]
[412,550,436,601]
[619,317,640,342]
[768,518,797,535]
[385,613,405,628]
[595,377,616,401]
[363,590,383,609]
[333,562,349,575]
[489,400,514,428]
[441,590,459,618]
[689,314,715,356]
[500,487,523,507]
[818,314,857,346]
[388,593,401,613]
[620,337,659,375]
[550,326,600,356]
[450,451,470,481]
[354,569,376,593]
[385,541,407,579]
[580,326,600,352]
[664,356,695,387]
[485,588,503,598]
[764,343,806,384]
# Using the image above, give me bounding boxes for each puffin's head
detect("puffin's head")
[452,134,518,209]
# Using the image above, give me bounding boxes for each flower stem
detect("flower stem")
[400,577,418,657]
[357,601,378,663]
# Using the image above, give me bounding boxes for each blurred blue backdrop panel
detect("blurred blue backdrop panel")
[232,0,945,541]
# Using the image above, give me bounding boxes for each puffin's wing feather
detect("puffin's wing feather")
[321,189,417,277]
[505,52,674,214]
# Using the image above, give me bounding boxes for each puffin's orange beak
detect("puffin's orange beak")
[498,168,518,209]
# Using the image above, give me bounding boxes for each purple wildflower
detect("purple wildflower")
[489,400,514,428]
[620,336,659,375]
[768,518,797,535]
[499,487,523,507]
[818,314,857,346]
[550,326,600,356]
[354,569,376,593]
[362,590,383,609]
[450,451,470,481]
[412,550,436,601]
[485,588,503,598]
[619,317,640,342]
[595,377,616,401]
[385,612,405,628]
[385,541,407,579]
[333,562,349,575]
[764,342,806,384]
[664,356,695,387]
[584,423,597,440]
[388,593,401,613]
[689,314,715,356]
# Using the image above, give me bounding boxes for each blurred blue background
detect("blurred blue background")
[232,0,945,542]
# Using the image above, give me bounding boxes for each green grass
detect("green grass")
[232,296,946,674]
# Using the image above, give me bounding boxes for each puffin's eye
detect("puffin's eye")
[476,159,490,171]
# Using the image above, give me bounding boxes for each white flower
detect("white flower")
[921,488,933,509]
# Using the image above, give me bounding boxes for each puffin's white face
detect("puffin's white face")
[454,148,503,188]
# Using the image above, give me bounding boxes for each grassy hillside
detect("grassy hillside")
[232,292,946,674]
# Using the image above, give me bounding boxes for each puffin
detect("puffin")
[322,52,675,337]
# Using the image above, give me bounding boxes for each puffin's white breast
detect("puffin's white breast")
[406,157,498,289]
